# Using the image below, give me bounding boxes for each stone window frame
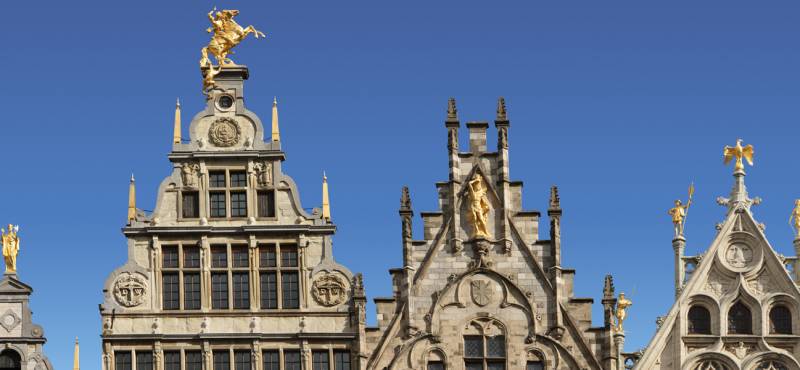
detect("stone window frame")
[112,348,155,370]
[258,242,302,310]
[462,318,508,370]
[159,349,203,370]
[764,296,798,335]
[210,242,252,311]
[306,347,353,370]
[160,242,203,311]
[210,347,253,370]
[207,168,250,220]
[684,295,721,337]
[525,349,548,370]
[726,300,755,335]
[424,348,447,370]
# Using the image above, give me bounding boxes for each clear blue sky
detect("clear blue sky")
[3,1,800,368]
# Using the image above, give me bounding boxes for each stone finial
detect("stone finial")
[173,98,182,144]
[549,186,561,211]
[496,97,507,121]
[603,275,615,300]
[322,172,331,221]
[73,337,80,370]
[447,97,458,122]
[353,273,365,297]
[400,186,412,212]
[127,174,136,224]
[271,97,280,142]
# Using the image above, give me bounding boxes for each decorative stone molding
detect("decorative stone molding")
[208,117,241,147]
[311,273,348,307]
[0,309,20,332]
[113,272,147,307]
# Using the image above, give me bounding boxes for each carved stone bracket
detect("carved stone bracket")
[468,239,493,269]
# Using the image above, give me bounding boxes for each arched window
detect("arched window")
[728,301,752,335]
[0,350,21,370]
[427,350,445,370]
[464,319,506,370]
[694,360,730,370]
[769,305,792,334]
[526,351,544,370]
[688,305,711,334]
[758,361,788,370]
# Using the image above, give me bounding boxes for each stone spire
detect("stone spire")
[127,174,136,224]
[495,97,509,150]
[549,185,561,212]
[603,275,615,299]
[446,97,458,122]
[322,172,331,221]
[400,186,413,244]
[496,97,507,122]
[173,98,181,144]
[271,97,280,142]
[73,337,79,370]
[602,275,617,328]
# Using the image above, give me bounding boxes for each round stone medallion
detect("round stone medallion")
[725,243,753,269]
[113,272,148,307]
[208,117,241,147]
[311,273,349,307]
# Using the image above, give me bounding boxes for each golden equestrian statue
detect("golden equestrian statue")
[790,200,800,239]
[615,292,632,332]
[200,7,266,91]
[723,139,754,172]
[1,224,20,274]
[467,175,491,239]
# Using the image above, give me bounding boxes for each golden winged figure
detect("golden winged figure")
[723,139,754,172]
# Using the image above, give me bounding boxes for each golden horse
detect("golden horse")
[200,8,266,68]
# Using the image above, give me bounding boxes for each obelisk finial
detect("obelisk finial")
[272,97,280,142]
[127,174,136,224]
[173,98,182,144]
[73,337,80,370]
[322,172,331,221]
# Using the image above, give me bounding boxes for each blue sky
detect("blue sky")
[3,0,800,368]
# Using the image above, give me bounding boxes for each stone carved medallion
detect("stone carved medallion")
[113,273,147,307]
[471,280,494,307]
[0,309,20,332]
[311,273,348,307]
[208,117,241,147]
[726,243,753,268]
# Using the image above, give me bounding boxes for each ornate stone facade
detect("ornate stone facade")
[635,167,800,370]
[0,275,54,370]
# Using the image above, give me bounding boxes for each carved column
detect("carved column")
[673,236,686,298]
[249,235,258,312]
[201,236,211,312]
[614,333,625,370]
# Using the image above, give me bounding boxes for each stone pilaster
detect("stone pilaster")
[673,236,686,299]
[614,333,626,370]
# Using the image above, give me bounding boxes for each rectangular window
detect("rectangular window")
[210,171,227,188]
[257,191,275,218]
[486,363,505,370]
[527,362,544,370]
[280,246,298,267]
[213,351,230,370]
[184,273,201,310]
[164,352,181,370]
[230,191,247,217]
[184,247,201,268]
[283,351,301,370]
[186,351,203,370]
[211,246,228,268]
[162,272,180,310]
[312,351,330,370]
[260,272,278,309]
[259,245,276,267]
[230,171,247,187]
[333,351,351,370]
[282,272,299,309]
[182,191,200,218]
[163,246,179,268]
[136,352,154,370]
[115,352,132,370]
[465,363,483,370]
[486,336,505,358]
[427,362,444,370]
[464,336,483,358]
[212,273,229,309]
[262,350,279,370]
[233,351,251,370]
[210,192,227,218]
[232,273,250,309]
[232,246,249,268]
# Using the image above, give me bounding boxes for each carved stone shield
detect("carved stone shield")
[471,280,493,307]
[114,273,147,307]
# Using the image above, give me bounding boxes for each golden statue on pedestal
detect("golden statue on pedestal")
[790,200,800,239]
[1,224,20,274]
[467,175,491,239]
[200,7,266,91]
[668,183,694,238]
[723,139,754,172]
[615,292,632,332]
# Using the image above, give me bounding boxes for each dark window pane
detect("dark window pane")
[233,273,250,309]
[770,305,792,334]
[487,362,505,370]
[115,352,132,370]
[184,247,200,268]
[186,351,203,370]
[162,246,179,268]
[182,192,200,218]
[136,352,154,370]
[184,273,201,310]
[257,191,275,218]
[212,273,229,309]
[465,361,482,370]
[527,361,544,370]
[262,350,280,370]
[232,246,249,268]
[162,273,179,310]
[210,192,227,218]
[164,352,181,370]
[486,335,505,358]
[427,361,443,370]
[230,171,247,187]
[282,272,300,309]
[688,306,711,334]
[213,351,230,370]
[284,351,301,370]
[334,351,350,370]
[280,246,298,267]
[464,336,483,358]
[211,246,228,268]
[234,351,251,370]
[260,245,276,267]
[729,302,753,334]
[260,272,278,309]
[210,172,226,188]
[231,191,247,217]
[312,351,329,370]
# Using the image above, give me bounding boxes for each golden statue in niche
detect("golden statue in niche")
[789,200,800,239]
[615,292,632,332]
[467,175,491,239]
[200,7,266,91]
[723,139,754,172]
[1,224,20,274]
